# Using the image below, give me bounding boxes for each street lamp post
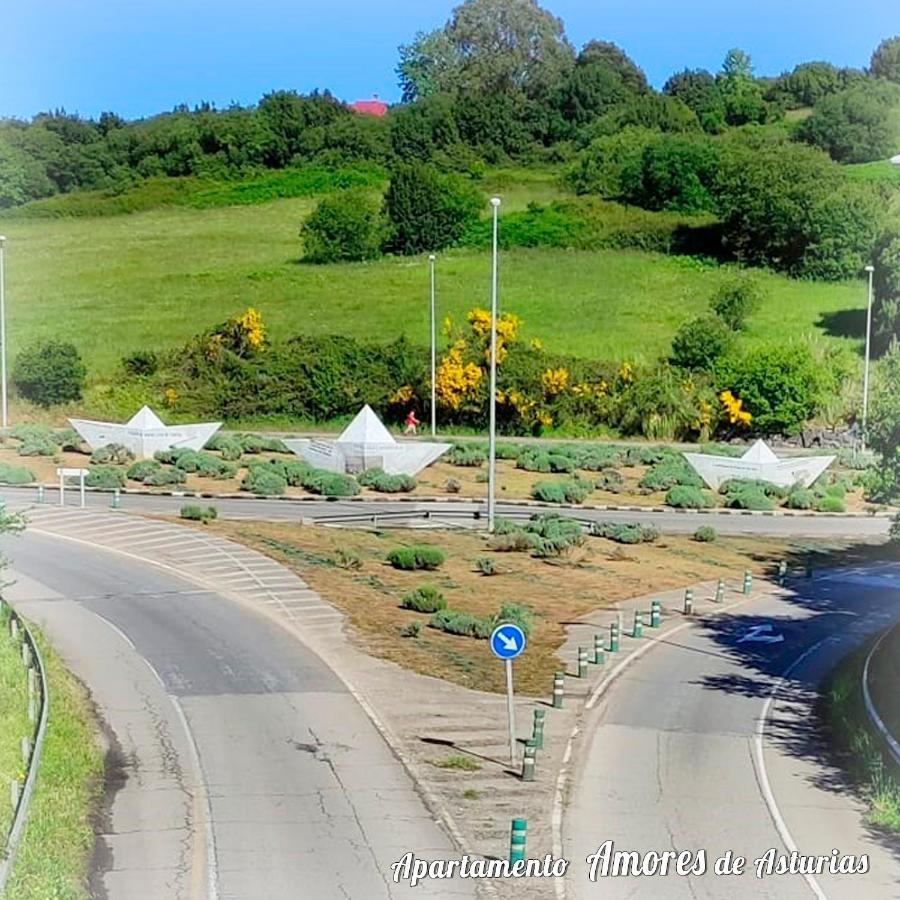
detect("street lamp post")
[429,254,437,437]
[0,235,7,430]
[487,198,501,533]
[862,264,875,445]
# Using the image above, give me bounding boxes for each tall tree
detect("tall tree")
[717,48,768,125]
[871,36,900,83]
[663,69,725,132]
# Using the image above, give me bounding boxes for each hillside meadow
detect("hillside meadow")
[1,190,869,382]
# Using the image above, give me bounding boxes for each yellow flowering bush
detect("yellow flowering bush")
[541,367,569,397]
[719,390,752,427]
[435,339,483,411]
[164,387,179,408]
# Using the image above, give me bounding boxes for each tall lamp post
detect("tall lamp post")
[487,198,501,533]
[429,254,437,437]
[862,264,875,445]
[0,235,7,430]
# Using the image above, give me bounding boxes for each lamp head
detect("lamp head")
[428,254,436,262]
[0,236,5,246]
[865,265,875,273]
[490,197,501,208]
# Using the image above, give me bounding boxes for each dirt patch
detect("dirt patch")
[208,519,795,695]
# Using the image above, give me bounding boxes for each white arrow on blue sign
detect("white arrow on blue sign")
[490,623,526,660]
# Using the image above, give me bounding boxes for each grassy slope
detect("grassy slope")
[2,193,866,379]
[0,623,102,899]
[0,616,30,840]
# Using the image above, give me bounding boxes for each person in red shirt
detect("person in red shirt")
[404,409,419,435]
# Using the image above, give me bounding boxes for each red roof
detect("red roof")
[349,98,388,117]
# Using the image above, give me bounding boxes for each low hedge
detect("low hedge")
[180,504,218,523]
[241,467,288,496]
[639,459,703,492]
[90,443,134,466]
[18,437,58,457]
[693,525,717,542]
[446,446,486,467]
[84,465,126,489]
[387,545,445,571]
[816,495,846,513]
[428,609,493,639]
[532,478,591,504]
[302,470,360,497]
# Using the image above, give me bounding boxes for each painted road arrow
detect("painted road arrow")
[737,624,785,645]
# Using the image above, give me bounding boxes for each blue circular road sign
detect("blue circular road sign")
[490,623,526,661]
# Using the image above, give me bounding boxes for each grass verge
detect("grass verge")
[822,638,900,833]
[2,624,104,900]
[0,612,30,841]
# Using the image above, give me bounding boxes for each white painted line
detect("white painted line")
[862,625,900,767]
[753,638,832,900]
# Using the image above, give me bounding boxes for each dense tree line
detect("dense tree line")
[1,1,898,286]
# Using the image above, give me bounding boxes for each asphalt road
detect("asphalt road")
[0,485,890,538]
[4,532,474,900]
[565,564,900,899]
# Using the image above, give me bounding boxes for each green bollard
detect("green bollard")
[578,647,589,678]
[650,600,661,628]
[633,610,643,639]
[609,621,620,653]
[532,709,545,749]
[552,671,564,709]
[509,818,527,863]
[777,560,787,587]
[593,633,605,665]
[683,588,693,617]
[110,488,121,510]
[521,744,536,782]
[36,484,45,504]
[715,579,725,604]
[743,570,752,595]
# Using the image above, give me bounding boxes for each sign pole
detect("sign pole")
[505,658,516,767]
[58,471,64,508]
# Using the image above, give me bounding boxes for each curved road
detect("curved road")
[4,532,474,900]
[0,485,890,538]
[565,564,900,899]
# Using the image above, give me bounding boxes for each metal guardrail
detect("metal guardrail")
[0,602,49,892]
[862,623,900,769]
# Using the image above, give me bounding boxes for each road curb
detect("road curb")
[862,622,900,768]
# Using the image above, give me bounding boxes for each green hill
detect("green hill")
[2,174,867,384]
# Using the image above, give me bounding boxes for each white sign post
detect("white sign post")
[490,623,526,766]
[57,468,88,508]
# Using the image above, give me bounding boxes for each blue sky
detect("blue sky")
[0,0,895,120]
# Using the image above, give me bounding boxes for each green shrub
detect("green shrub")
[816,495,846,512]
[532,478,591,504]
[720,478,786,499]
[301,190,385,263]
[640,459,703,491]
[710,274,764,331]
[387,545,446,571]
[666,485,715,509]
[592,522,660,544]
[241,467,288,496]
[625,445,673,466]
[524,513,585,556]
[492,602,534,637]
[10,424,52,443]
[693,525,717,542]
[495,443,520,460]
[474,556,498,576]
[596,468,625,490]
[335,548,363,570]
[53,428,83,452]
[576,445,623,470]
[0,463,35,485]
[18,437,58,457]
[889,513,900,543]
[444,477,462,494]
[383,161,482,255]
[302,470,360,497]
[488,531,539,553]
[205,435,243,460]
[671,314,733,371]
[91,443,135,466]
[126,459,162,482]
[428,609,493,639]
[122,350,159,377]
[85,465,125,489]
[144,467,187,486]
[517,448,552,473]
[358,467,416,493]
[179,504,218,523]
[547,454,576,473]
[400,586,447,613]
[724,489,774,511]
[784,487,815,510]
[446,445,486,467]
[11,340,86,406]
[400,621,422,638]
